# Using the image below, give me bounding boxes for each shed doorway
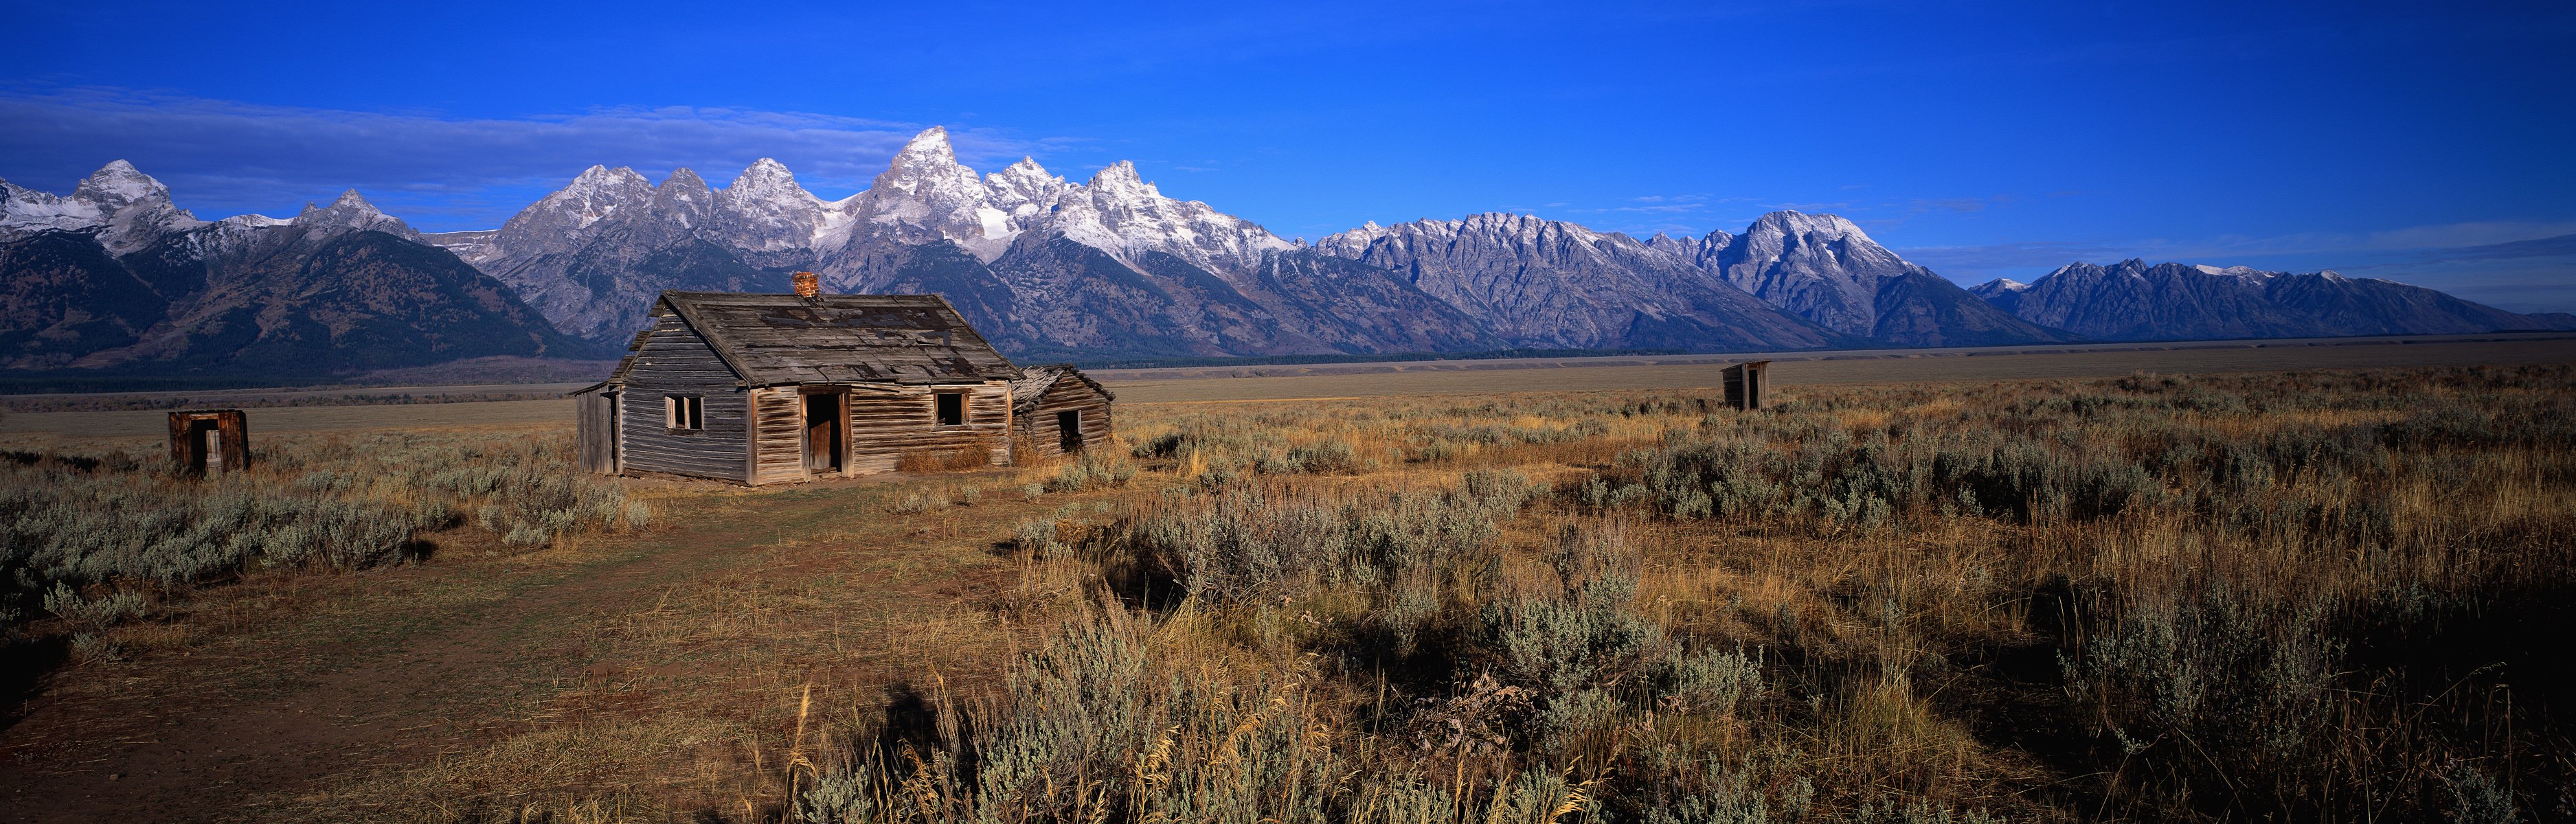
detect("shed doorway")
[804,393,844,473]
[190,419,225,473]
[1057,410,1083,453]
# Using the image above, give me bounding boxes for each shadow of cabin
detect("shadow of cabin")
[572,286,1114,485]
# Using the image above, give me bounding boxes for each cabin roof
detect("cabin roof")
[644,291,1020,387]
[1008,364,1115,410]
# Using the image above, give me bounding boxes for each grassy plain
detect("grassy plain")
[5,334,2570,439]
[0,348,2570,823]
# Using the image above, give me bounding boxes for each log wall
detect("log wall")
[750,387,808,485]
[847,383,1014,475]
[575,389,617,474]
[1017,380,1115,459]
[618,312,750,482]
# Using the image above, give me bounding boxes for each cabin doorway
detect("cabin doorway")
[804,393,844,473]
[1057,410,1083,453]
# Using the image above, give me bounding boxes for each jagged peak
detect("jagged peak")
[1748,209,1868,240]
[1086,160,1151,192]
[76,159,173,204]
[894,126,956,163]
[1000,156,1050,177]
[730,158,808,193]
[870,126,984,197]
[1,177,60,206]
[663,167,708,187]
[297,189,387,220]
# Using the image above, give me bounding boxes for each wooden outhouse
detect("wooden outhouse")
[574,290,1032,484]
[1009,365,1116,459]
[167,409,249,475]
[1721,360,1771,410]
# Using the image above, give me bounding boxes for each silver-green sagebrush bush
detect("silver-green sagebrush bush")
[0,431,642,632]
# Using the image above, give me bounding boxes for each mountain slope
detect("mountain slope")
[1976,260,2558,341]
[1690,211,2077,347]
[1314,213,1857,351]
[0,164,589,380]
[436,126,2083,357]
[440,128,1521,359]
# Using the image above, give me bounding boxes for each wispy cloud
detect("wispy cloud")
[0,86,1065,229]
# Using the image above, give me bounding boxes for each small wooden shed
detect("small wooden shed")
[574,290,1035,485]
[1009,365,1116,458]
[168,409,249,475]
[1721,360,1772,411]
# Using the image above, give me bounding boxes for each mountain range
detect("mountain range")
[0,162,585,382]
[1971,260,2566,341]
[3,126,2567,384]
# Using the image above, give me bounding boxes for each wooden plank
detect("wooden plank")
[618,385,749,482]
[843,382,1013,474]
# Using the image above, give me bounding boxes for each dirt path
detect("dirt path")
[0,477,1042,822]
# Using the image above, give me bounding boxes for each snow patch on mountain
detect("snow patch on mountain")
[0,161,207,254]
[1050,161,1296,274]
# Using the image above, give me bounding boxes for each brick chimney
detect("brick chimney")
[793,271,820,299]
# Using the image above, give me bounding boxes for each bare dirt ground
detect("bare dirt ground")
[0,467,1059,822]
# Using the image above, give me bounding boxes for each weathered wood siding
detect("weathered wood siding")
[848,382,1014,474]
[750,387,808,485]
[575,389,617,475]
[618,312,749,482]
[1017,380,1115,459]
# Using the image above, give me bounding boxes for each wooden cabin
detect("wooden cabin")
[1721,360,1772,410]
[1009,365,1116,459]
[573,289,1030,485]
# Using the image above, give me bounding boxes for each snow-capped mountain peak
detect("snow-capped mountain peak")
[850,126,1020,260]
[1051,159,1293,275]
[728,158,808,198]
[0,161,205,253]
[985,157,1071,231]
[710,158,844,254]
[1744,209,1870,243]
[75,160,175,209]
[1086,161,1154,195]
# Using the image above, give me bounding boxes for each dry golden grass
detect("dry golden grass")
[5,363,2571,824]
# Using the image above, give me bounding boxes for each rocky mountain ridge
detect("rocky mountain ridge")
[1972,260,2571,341]
[10,126,2571,383]
[0,164,586,380]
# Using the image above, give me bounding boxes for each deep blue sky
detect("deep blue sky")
[5,1,2573,310]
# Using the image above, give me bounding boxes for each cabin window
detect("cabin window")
[666,395,703,431]
[935,391,964,426]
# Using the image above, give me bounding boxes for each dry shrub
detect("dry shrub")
[896,447,993,473]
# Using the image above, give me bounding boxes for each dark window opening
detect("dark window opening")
[667,395,703,431]
[1057,410,1083,453]
[935,392,964,426]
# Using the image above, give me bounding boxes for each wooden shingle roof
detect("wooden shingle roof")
[653,291,1020,387]
[1008,364,1115,411]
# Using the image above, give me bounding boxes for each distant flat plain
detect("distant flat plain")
[5,332,2572,439]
